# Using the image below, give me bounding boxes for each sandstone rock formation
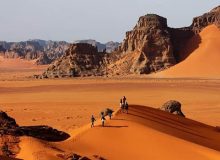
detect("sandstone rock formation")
[40,5,220,78]
[160,100,185,117]
[191,5,220,33]
[109,14,176,75]
[42,43,106,78]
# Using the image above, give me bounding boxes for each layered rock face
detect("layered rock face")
[109,6,220,75]
[113,14,176,74]
[40,5,220,78]
[191,6,220,33]
[42,43,106,78]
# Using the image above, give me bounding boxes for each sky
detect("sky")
[0,0,219,43]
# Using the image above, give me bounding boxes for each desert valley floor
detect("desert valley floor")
[1,23,220,160]
[0,75,220,159]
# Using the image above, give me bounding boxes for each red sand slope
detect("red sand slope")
[51,105,220,160]
[154,25,220,78]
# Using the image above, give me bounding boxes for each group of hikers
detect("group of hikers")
[90,96,129,128]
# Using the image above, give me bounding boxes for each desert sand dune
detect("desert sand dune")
[1,79,220,131]
[154,25,220,78]
[16,105,220,160]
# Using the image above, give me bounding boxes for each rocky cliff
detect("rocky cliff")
[110,14,176,75]
[107,6,220,75]
[191,6,220,33]
[40,5,220,78]
[42,43,106,78]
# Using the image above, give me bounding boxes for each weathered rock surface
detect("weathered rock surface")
[0,111,18,129]
[110,14,176,75]
[160,100,185,117]
[40,5,220,78]
[0,109,70,157]
[42,43,106,78]
[191,5,220,33]
[0,109,70,143]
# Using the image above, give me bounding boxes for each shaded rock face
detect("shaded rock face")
[108,6,220,75]
[191,6,220,33]
[0,111,18,129]
[40,5,220,78]
[0,110,70,141]
[35,53,52,65]
[42,43,106,78]
[116,14,176,74]
[19,126,70,141]
[160,100,185,117]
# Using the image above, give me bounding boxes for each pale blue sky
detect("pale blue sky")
[0,0,219,43]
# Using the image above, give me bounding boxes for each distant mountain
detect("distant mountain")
[75,39,120,53]
[0,39,120,65]
[0,40,69,65]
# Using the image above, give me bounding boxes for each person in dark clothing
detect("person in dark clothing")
[108,111,112,119]
[125,102,129,114]
[101,115,106,127]
[122,96,126,104]
[91,115,96,128]
[120,99,123,112]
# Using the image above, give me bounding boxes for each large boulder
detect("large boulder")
[160,100,185,117]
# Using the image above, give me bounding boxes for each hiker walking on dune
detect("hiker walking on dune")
[122,96,126,104]
[108,111,112,120]
[91,115,96,128]
[101,116,106,127]
[120,99,123,110]
[125,102,129,114]
[101,112,106,127]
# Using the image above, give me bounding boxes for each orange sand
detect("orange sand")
[154,25,220,78]
[16,105,220,160]
[0,56,47,80]
[0,25,220,159]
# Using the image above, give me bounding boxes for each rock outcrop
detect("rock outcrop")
[0,110,70,141]
[39,5,220,78]
[0,109,70,157]
[42,43,106,78]
[160,100,185,117]
[191,6,220,33]
[110,14,176,75]
[0,111,18,129]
